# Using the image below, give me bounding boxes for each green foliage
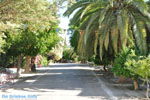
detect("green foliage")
[112,48,138,79]
[0,0,58,31]
[6,28,60,57]
[125,52,150,80]
[41,56,48,67]
[0,0,61,70]
[125,51,150,98]
[70,29,80,51]
[0,0,60,57]
[0,27,60,68]
[63,48,78,61]
[0,33,6,53]
[63,49,73,60]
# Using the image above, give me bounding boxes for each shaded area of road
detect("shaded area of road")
[0,63,141,100]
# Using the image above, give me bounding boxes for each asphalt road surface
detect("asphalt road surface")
[0,63,133,100]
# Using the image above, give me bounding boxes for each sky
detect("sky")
[59,7,69,30]
[58,2,70,46]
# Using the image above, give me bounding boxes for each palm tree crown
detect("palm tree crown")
[64,0,150,58]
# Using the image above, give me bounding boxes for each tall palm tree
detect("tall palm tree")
[146,0,150,53]
[64,0,150,58]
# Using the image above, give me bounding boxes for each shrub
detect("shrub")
[41,56,48,67]
[125,53,150,98]
[63,48,78,61]
[112,48,137,79]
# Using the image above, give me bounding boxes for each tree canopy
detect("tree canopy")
[0,0,58,31]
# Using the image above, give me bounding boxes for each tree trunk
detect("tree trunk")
[31,56,36,72]
[24,56,31,73]
[133,80,139,90]
[103,65,107,72]
[16,55,23,78]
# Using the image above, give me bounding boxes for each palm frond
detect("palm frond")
[84,11,100,44]
[117,9,129,49]
[69,7,85,26]
[133,20,147,55]
[63,0,94,17]
[130,0,150,20]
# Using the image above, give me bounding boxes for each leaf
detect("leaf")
[111,25,119,53]
[117,9,129,49]
[104,32,109,51]
[132,19,147,55]
[84,11,100,44]
[63,0,92,17]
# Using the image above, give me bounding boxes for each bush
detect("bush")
[125,53,150,98]
[111,48,140,90]
[125,51,150,79]
[111,48,137,79]
[63,49,73,60]
[41,56,48,67]
[63,48,79,61]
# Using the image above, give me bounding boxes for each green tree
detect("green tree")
[0,0,60,75]
[3,27,60,72]
[0,0,58,32]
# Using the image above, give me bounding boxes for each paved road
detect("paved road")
[0,63,117,100]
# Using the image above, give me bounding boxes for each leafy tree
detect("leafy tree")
[0,0,58,33]
[3,27,60,72]
[0,0,60,74]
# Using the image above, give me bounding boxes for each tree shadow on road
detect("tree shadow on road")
[0,64,146,100]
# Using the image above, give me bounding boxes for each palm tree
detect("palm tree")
[64,0,150,58]
[146,0,150,53]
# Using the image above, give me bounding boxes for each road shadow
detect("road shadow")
[0,63,146,99]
